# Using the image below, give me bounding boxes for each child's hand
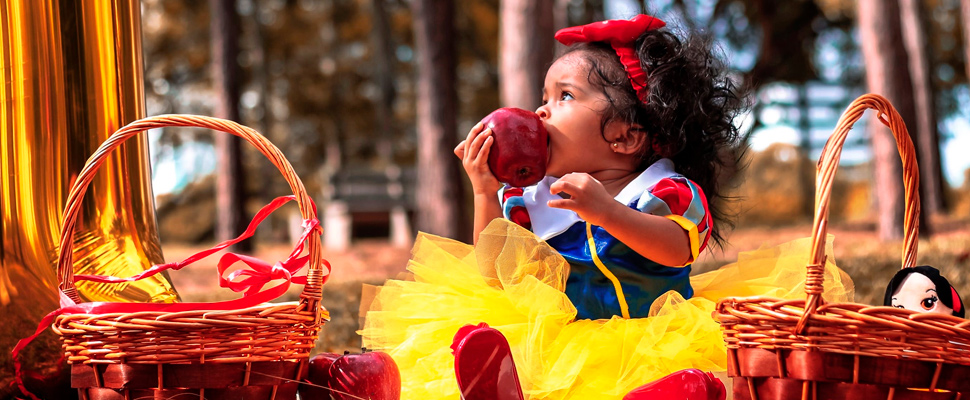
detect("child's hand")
[548,173,617,226]
[454,122,503,195]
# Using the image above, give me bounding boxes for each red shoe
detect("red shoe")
[451,323,524,400]
[623,369,725,400]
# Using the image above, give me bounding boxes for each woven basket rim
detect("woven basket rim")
[44,115,329,372]
[715,95,970,397]
[54,114,327,307]
[719,93,921,332]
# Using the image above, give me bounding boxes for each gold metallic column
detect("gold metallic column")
[1,0,177,395]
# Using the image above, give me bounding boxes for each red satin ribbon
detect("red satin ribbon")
[952,286,963,314]
[12,195,327,400]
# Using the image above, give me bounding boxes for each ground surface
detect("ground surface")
[164,218,970,354]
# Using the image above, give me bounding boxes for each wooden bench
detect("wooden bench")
[317,165,415,250]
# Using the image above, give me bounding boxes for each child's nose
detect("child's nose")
[535,105,549,119]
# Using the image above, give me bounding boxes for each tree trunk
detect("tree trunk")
[797,85,814,220]
[210,0,249,251]
[500,0,555,109]
[899,0,946,219]
[581,0,605,25]
[370,0,396,163]
[963,0,970,84]
[858,0,922,241]
[553,0,571,54]
[252,0,284,242]
[554,0,571,31]
[411,0,466,240]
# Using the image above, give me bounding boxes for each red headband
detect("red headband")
[554,14,666,103]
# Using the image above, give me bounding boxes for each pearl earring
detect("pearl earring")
[611,142,619,151]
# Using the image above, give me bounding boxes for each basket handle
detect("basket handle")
[797,94,920,330]
[56,115,325,306]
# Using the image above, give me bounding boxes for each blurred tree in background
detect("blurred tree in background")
[900,0,945,218]
[210,0,251,250]
[858,0,919,241]
[500,0,554,109]
[142,0,970,245]
[411,0,463,239]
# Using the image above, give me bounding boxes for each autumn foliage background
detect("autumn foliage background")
[142,0,970,353]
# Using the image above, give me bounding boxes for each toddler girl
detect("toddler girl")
[360,14,854,399]
[456,14,734,320]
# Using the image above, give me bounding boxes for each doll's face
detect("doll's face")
[891,273,954,315]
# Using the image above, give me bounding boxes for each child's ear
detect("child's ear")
[609,123,647,155]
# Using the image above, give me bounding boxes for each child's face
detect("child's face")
[536,52,627,178]
[891,273,954,315]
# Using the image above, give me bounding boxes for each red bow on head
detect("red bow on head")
[555,15,666,103]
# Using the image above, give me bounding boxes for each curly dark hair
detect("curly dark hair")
[559,29,744,247]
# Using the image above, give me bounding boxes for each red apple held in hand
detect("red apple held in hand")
[480,108,548,187]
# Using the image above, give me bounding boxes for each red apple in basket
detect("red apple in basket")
[300,349,401,400]
[301,352,342,399]
[480,107,548,187]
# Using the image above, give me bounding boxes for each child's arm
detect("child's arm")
[471,192,503,244]
[548,173,694,267]
[592,204,692,266]
[454,123,504,244]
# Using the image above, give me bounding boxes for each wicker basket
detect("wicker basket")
[50,115,328,400]
[715,94,970,400]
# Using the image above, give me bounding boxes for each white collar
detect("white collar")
[522,159,679,240]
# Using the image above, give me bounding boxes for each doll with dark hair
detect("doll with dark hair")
[884,265,964,318]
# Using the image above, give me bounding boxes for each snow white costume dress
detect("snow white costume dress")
[358,158,855,399]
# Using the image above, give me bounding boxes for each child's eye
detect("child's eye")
[560,92,574,101]
[921,296,938,310]
[541,98,548,105]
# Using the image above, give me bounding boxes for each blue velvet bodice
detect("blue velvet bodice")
[546,221,693,320]
[498,160,707,321]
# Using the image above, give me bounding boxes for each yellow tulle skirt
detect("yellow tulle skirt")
[358,219,854,399]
